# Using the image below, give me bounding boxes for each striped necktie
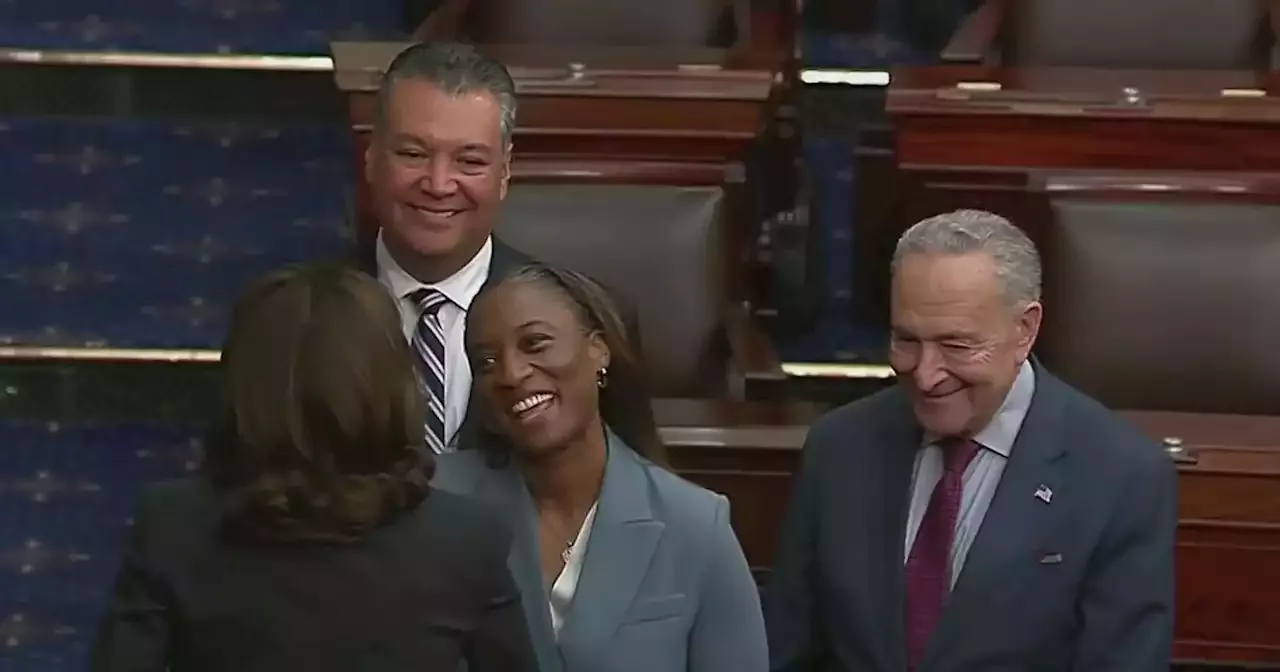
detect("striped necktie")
[410,288,450,453]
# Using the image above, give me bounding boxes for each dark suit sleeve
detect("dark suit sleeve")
[464,515,540,672]
[1071,445,1177,671]
[91,490,173,671]
[763,421,829,671]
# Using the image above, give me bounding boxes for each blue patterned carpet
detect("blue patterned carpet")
[778,26,934,362]
[0,421,203,670]
[0,117,355,349]
[779,136,891,362]
[0,0,403,54]
[0,117,355,670]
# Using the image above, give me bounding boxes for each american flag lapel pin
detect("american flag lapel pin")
[1034,484,1053,504]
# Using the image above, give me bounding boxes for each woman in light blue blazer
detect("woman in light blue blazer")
[433,262,767,672]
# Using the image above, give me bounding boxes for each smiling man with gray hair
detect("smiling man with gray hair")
[765,209,1176,672]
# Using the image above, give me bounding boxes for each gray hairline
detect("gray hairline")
[891,209,1042,310]
[375,70,518,152]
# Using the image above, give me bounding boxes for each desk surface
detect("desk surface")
[888,66,1280,123]
[651,399,1280,469]
[331,41,782,99]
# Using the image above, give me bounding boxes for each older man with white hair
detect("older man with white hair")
[764,210,1176,672]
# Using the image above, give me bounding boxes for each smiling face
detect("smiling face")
[365,77,510,279]
[468,279,610,457]
[889,251,1041,437]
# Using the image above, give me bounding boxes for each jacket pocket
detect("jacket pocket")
[621,594,688,625]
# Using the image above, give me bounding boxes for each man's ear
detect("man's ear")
[1015,300,1044,364]
[499,148,512,200]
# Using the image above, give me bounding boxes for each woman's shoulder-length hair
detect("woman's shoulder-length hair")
[203,263,433,544]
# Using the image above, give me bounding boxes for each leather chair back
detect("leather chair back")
[1006,0,1267,69]
[495,184,727,397]
[1040,197,1280,414]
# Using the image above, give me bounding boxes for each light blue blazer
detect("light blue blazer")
[432,430,768,672]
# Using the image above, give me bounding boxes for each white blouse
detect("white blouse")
[548,502,599,637]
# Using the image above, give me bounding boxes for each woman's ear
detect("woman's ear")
[587,330,610,371]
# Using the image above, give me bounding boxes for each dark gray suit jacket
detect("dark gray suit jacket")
[764,364,1177,672]
[432,430,768,672]
[92,480,539,672]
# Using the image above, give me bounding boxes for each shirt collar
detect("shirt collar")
[925,359,1036,458]
[375,232,493,310]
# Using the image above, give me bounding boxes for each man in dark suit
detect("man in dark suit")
[764,209,1176,671]
[360,42,532,454]
[362,42,641,455]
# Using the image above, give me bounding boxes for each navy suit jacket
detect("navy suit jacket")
[764,364,1177,672]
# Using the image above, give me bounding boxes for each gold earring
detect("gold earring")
[597,367,608,388]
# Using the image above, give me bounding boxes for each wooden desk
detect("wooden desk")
[1125,411,1280,665]
[329,41,789,245]
[659,400,1280,665]
[889,66,1280,171]
[850,67,1280,327]
[655,397,821,572]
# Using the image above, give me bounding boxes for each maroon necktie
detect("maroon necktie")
[905,438,981,670]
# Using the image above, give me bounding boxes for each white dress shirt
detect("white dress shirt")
[549,502,599,638]
[376,233,493,447]
[904,360,1036,586]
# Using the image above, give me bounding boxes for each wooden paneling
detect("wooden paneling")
[1177,522,1280,664]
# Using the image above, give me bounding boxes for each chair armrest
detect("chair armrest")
[940,0,1006,63]
[412,0,471,41]
[724,301,786,398]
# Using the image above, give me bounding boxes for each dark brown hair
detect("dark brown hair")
[204,263,433,543]
[467,263,667,467]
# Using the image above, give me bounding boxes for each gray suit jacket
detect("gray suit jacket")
[764,364,1177,672]
[433,431,768,672]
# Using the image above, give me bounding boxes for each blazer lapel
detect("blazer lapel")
[556,433,664,666]
[875,392,925,672]
[473,465,564,672]
[921,370,1070,671]
[485,236,531,286]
